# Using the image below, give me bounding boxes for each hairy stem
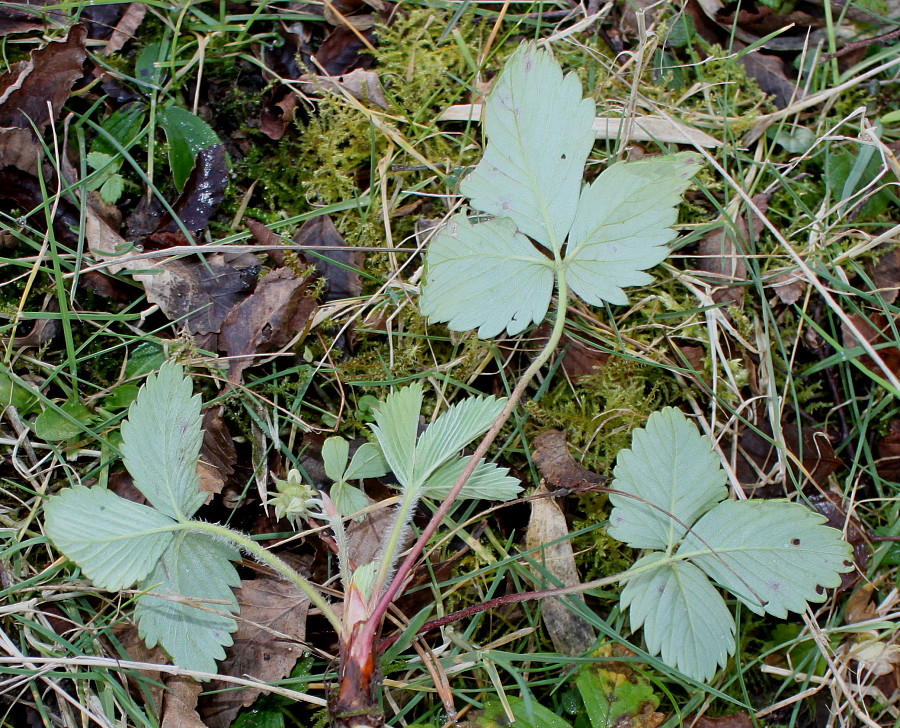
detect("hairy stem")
[369,269,571,627]
[178,521,342,633]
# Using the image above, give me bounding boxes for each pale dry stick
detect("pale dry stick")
[802,608,880,728]
[698,150,900,395]
[0,655,328,706]
[832,221,900,264]
[0,629,117,728]
[541,3,613,44]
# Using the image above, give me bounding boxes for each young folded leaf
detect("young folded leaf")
[421,43,701,338]
[610,407,853,682]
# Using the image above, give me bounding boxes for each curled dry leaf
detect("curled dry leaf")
[0,25,87,173]
[201,576,309,728]
[134,256,260,336]
[525,484,596,655]
[198,406,237,503]
[294,214,364,303]
[218,267,318,382]
[161,675,205,728]
[532,430,606,493]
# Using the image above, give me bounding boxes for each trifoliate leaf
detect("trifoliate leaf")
[421,456,521,501]
[413,394,507,484]
[608,408,727,550]
[622,554,735,682]
[136,532,240,675]
[87,151,115,171]
[99,174,125,204]
[420,214,555,338]
[343,442,389,481]
[331,481,370,518]
[120,361,205,520]
[678,500,853,618]
[370,383,423,487]
[44,486,175,591]
[460,43,596,251]
[564,153,701,306]
[322,436,350,482]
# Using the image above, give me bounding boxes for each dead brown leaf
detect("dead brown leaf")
[532,430,606,493]
[218,267,317,382]
[200,576,309,728]
[294,214,364,302]
[525,484,596,655]
[0,25,86,173]
[807,491,868,591]
[135,256,259,336]
[346,503,392,568]
[845,583,878,624]
[300,68,387,109]
[739,51,804,109]
[161,675,206,728]
[770,268,806,305]
[152,145,228,235]
[876,420,900,482]
[198,406,236,502]
[841,312,900,378]
[695,194,770,306]
[688,714,753,728]
[101,3,147,56]
[868,245,900,305]
[110,621,167,715]
[0,1,57,36]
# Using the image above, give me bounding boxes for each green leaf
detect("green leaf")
[135,532,240,675]
[460,43,596,251]
[120,362,205,521]
[678,500,853,618]
[99,175,125,205]
[343,442,389,480]
[574,660,659,728]
[322,436,350,482]
[125,342,165,378]
[87,151,115,171]
[33,401,97,441]
[370,383,423,487]
[476,696,573,728]
[102,384,140,411]
[622,554,735,682]
[420,214,555,338]
[91,102,146,158]
[564,153,701,306]
[331,481,370,518]
[413,394,506,483]
[157,105,222,190]
[44,486,176,590]
[421,456,521,501]
[608,407,727,550]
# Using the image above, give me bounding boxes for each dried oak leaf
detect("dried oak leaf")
[293,214,363,303]
[218,267,317,382]
[532,430,606,493]
[200,576,309,728]
[0,25,86,173]
[134,256,259,336]
[198,405,237,503]
[526,484,596,655]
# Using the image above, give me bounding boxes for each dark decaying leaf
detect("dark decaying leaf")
[152,144,228,235]
[109,620,167,715]
[316,26,376,76]
[868,247,900,305]
[841,313,900,379]
[532,430,606,493]
[0,0,58,36]
[11,295,60,349]
[293,214,364,302]
[688,714,753,728]
[218,267,318,382]
[526,484,596,655]
[738,51,803,109]
[198,405,237,503]
[732,418,842,493]
[0,25,87,172]
[200,576,309,728]
[99,3,147,56]
[695,193,770,307]
[134,257,259,335]
[806,491,868,592]
[876,421,900,483]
